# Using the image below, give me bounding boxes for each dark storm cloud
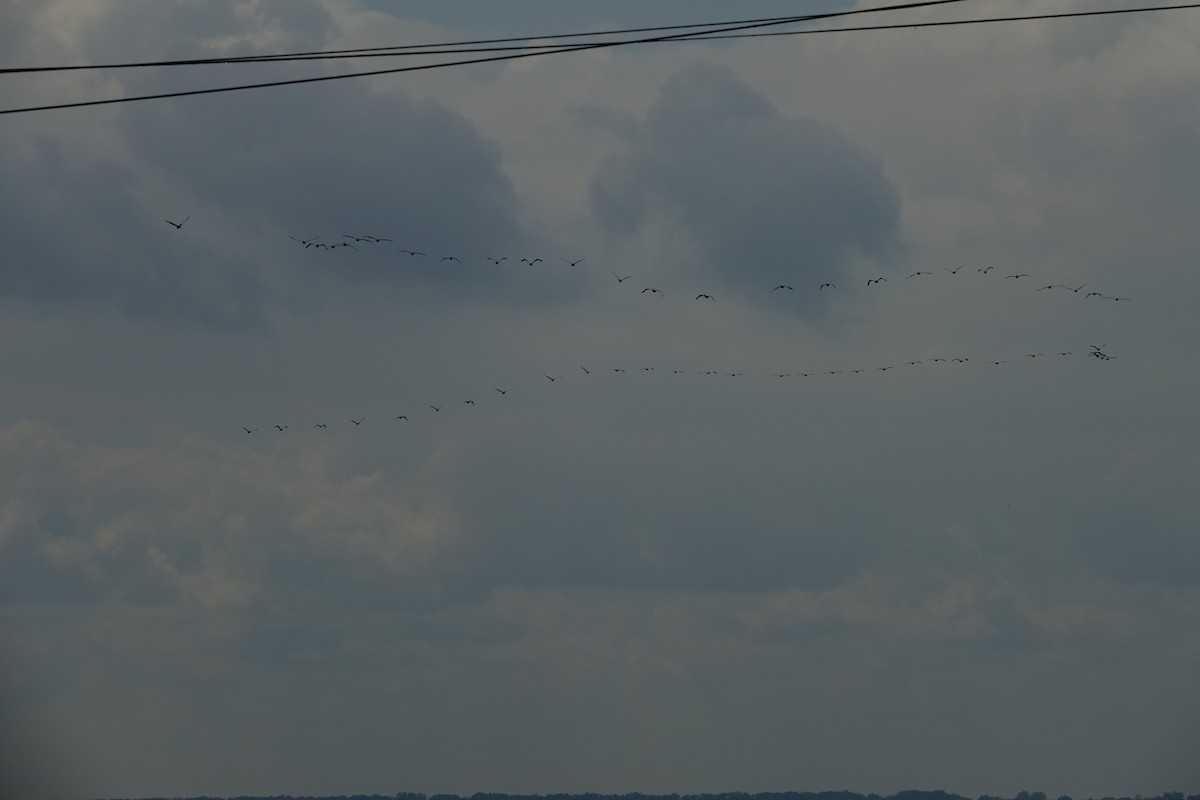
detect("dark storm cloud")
[589,62,900,305]
[0,2,540,325]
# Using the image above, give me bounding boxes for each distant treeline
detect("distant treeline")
[98,790,1200,800]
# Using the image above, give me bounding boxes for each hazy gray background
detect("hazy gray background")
[1,1,1197,798]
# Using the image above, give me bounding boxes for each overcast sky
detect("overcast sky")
[2,1,1199,798]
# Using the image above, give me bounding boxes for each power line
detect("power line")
[3,2,974,74]
[4,1,1196,116]
[0,0,974,115]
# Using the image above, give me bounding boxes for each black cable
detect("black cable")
[0,2,973,74]
[5,1,1195,116]
[0,0,972,115]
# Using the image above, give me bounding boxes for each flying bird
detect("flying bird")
[1064,283,1087,293]
[562,258,586,266]
[429,405,441,411]
[463,400,475,406]
[642,287,664,296]
[977,266,995,274]
[494,388,508,395]
[944,265,965,274]
[274,424,287,431]
[580,366,590,374]
[395,415,408,420]
[771,284,795,292]
[164,216,189,229]
[613,272,633,283]
[819,282,836,290]
[440,256,461,264]
[1085,292,1104,298]
[350,417,365,425]
[487,257,508,264]
[1005,273,1030,279]
[521,258,543,265]
[314,423,327,428]
[1037,284,1064,291]
[906,272,932,278]
[398,250,426,256]
[866,278,887,285]
[241,426,258,434]
[695,293,715,301]
[544,375,561,382]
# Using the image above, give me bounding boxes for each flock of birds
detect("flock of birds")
[238,341,1117,435]
[162,219,1128,435]
[273,230,1135,303]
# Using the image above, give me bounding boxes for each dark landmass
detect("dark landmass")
[97,790,1200,800]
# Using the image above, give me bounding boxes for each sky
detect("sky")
[1,1,1199,798]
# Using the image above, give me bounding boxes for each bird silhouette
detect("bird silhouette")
[977,266,995,274]
[464,400,475,406]
[164,216,189,229]
[544,375,561,382]
[494,388,508,395]
[695,294,715,301]
[642,288,664,296]
[440,256,461,264]
[350,417,365,425]
[487,257,508,264]
[429,405,441,411]
[1005,273,1030,279]
[944,265,964,274]
[521,258,543,265]
[819,282,836,290]
[866,278,887,285]
[562,258,586,266]
[906,272,932,279]
[580,366,590,374]
[1064,283,1087,293]
[395,415,408,420]
[613,272,633,283]
[398,250,426,256]
[241,426,258,434]
[771,284,795,292]
[274,424,287,431]
[314,423,327,428]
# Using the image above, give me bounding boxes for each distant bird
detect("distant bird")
[343,234,375,242]
[1037,284,1064,291]
[440,256,461,264]
[642,287,664,296]
[580,366,590,374]
[350,417,365,425]
[728,372,742,377]
[429,405,441,411]
[771,284,795,292]
[906,360,922,365]
[562,258,586,267]
[613,272,633,283]
[521,258,543,265]
[1025,353,1044,358]
[866,278,887,285]
[395,415,408,420]
[1056,352,1072,356]
[1085,292,1104,299]
[1064,283,1087,293]
[977,266,995,274]
[494,388,508,395]
[990,360,1006,365]
[1100,294,1131,301]
[929,358,947,362]
[611,368,625,373]
[487,257,508,264]
[289,235,319,245]
[875,366,892,371]
[314,423,327,428]
[330,241,357,250]
[463,400,475,406]
[544,375,561,382]
[641,367,654,372]
[1005,273,1030,279]
[164,216,189,229]
[241,426,258,434]
[952,358,969,363]
[819,282,836,290]
[672,370,685,374]
[775,373,791,378]
[906,272,932,279]
[274,424,287,431]
[944,265,964,274]
[695,293,715,301]
[398,250,426,256]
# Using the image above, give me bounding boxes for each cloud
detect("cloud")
[589,61,900,306]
